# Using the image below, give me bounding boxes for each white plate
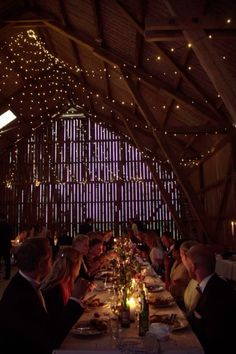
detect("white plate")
[71,322,103,336]
[171,318,188,331]
[146,285,164,293]
[150,314,188,331]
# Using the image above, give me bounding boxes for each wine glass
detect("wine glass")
[108,290,122,345]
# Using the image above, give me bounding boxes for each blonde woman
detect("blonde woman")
[180,240,200,313]
[41,246,84,318]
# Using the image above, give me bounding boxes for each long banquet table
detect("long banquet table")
[53,269,203,354]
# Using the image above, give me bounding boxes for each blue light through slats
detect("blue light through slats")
[1,116,181,238]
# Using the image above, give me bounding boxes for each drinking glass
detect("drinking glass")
[109,316,120,342]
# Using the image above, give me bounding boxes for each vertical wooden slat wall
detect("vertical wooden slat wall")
[0,116,181,238]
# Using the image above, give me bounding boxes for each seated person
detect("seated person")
[0,237,90,354]
[161,231,175,283]
[186,244,236,354]
[79,218,93,234]
[41,246,84,317]
[57,228,72,247]
[72,234,90,280]
[167,240,190,309]
[86,238,118,277]
[145,231,164,276]
[101,230,114,251]
[180,240,200,313]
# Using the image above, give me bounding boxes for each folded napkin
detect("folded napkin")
[148,323,171,341]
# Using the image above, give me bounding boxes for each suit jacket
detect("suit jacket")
[0,272,84,354]
[0,220,12,253]
[42,283,65,320]
[188,273,236,354]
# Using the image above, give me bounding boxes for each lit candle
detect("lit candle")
[127,297,136,322]
[231,221,234,237]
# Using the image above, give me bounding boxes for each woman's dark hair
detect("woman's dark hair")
[89,238,102,248]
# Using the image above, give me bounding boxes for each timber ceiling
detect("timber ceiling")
[0,0,236,173]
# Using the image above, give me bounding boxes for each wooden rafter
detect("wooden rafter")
[145,16,236,31]
[213,161,232,237]
[183,29,236,125]
[164,1,236,125]
[57,0,95,116]
[145,29,236,42]
[93,47,223,125]
[187,135,229,176]
[70,74,227,137]
[120,67,212,241]
[4,12,225,126]
[122,117,187,237]
[113,0,226,123]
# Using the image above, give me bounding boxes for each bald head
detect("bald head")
[186,244,216,281]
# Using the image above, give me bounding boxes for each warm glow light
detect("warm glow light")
[127,297,136,321]
[0,110,16,129]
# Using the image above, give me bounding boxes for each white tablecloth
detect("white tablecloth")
[215,257,236,281]
[54,277,203,354]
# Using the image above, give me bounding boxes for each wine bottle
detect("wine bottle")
[138,288,149,336]
[120,289,130,328]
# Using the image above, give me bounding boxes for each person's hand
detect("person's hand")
[88,281,96,291]
[72,278,91,300]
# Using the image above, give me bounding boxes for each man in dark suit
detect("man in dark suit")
[57,227,73,247]
[0,212,12,280]
[0,237,90,354]
[186,244,236,354]
[79,217,93,234]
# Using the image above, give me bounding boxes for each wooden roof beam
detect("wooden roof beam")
[72,75,226,136]
[113,0,226,123]
[145,29,236,42]
[145,16,236,31]
[1,18,52,24]
[164,1,236,125]
[120,67,212,241]
[36,15,225,126]
[145,30,183,42]
[122,117,187,237]
[183,29,236,125]
[94,47,226,126]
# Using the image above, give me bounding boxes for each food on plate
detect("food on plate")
[94,270,114,280]
[84,297,105,307]
[145,284,164,292]
[72,319,108,336]
[149,314,187,330]
[151,297,175,307]
[89,318,108,332]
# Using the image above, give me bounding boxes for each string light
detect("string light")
[0,27,229,186]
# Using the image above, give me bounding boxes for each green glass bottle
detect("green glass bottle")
[138,289,149,336]
[120,289,130,328]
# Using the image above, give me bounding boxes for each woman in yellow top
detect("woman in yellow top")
[180,240,201,313]
[167,240,190,309]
